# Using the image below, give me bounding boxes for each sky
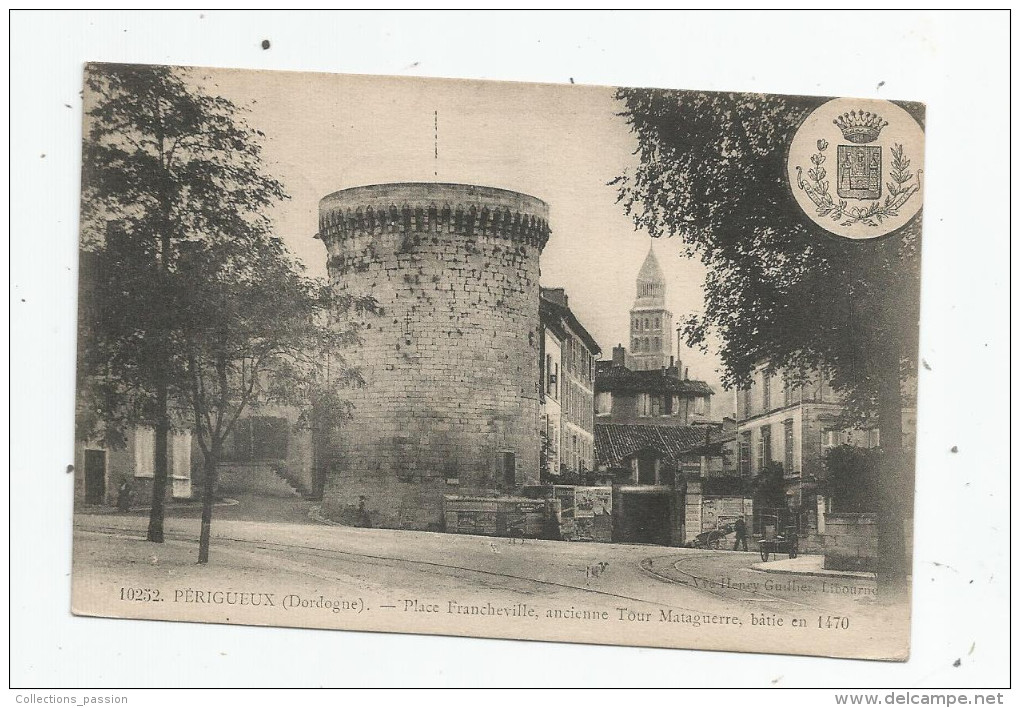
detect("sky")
[197,67,731,413]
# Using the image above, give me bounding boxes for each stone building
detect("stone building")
[628,245,673,371]
[73,249,194,507]
[539,287,600,480]
[734,364,917,545]
[316,183,550,530]
[595,346,713,426]
[588,249,748,546]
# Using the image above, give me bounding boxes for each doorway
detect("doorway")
[618,491,672,545]
[84,449,106,505]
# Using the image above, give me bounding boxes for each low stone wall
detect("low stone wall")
[823,512,877,572]
[444,495,553,539]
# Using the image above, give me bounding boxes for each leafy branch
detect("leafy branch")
[796,141,922,227]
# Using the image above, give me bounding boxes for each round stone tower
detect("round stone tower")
[316,183,550,530]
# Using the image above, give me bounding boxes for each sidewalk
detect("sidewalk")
[74,497,240,516]
[751,554,876,581]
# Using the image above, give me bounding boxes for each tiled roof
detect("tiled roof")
[595,362,714,396]
[595,423,707,468]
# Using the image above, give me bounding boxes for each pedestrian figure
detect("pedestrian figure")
[733,516,748,551]
[356,496,372,528]
[116,479,133,512]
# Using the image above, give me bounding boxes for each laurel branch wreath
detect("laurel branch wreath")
[796,139,922,227]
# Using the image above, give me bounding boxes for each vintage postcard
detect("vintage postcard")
[72,64,924,660]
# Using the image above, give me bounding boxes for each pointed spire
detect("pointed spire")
[634,241,666,307]
[637,241,665,285]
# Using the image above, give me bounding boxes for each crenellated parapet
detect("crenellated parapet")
[317,182,550,249]
[315,181,549,531]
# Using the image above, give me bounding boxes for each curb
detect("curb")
[76,498,241,515]
[751,559,875,581]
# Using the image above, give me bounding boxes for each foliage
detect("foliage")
[611,89,923,425]
[78,62,290,445]
[174,235,375,463]
[824,444,882,513]
[78,63,375,557]
[753,460,786,511]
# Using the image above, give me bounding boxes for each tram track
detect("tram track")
[640,552,838,613]
[78,524,712,615]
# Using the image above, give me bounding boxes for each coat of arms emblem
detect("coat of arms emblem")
[835,110,887,200]
[786,98,925,240]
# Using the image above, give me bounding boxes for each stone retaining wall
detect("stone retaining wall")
[823,512,877,572]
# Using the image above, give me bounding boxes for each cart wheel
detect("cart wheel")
[710,536,720,550]
[760,548,770,562]
[789,541,798,559]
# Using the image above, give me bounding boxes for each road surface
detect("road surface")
[71,511,907,659]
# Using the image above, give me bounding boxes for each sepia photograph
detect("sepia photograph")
[9,9,1010,696]
[71,63,923,661]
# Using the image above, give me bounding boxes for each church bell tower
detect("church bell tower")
[629,244,673,371]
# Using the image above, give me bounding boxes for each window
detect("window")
[500,452,516,487]
[650,395,662,417]
[134,426,155,478]
[664,394,674,415]
[819,377,834,401]
[595,391,612,416]
[757,426,772,472]
[655,317,660,330]
[553,362,559,398]
[784,420,795,475]
[644,318,649,329]
[761,373,771,412]
[821,429,840,453]
[545,354,553,396]
[653,336,661,351]
[694,396,706,415]
[742,387,753,419]
[638,393,651,417]
[783,378,797,407]
[230,417,289,460]
[867,428,880,448]
[637,455,657,485]
[739,432,752,476]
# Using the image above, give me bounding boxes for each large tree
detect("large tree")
[174,236,372,563]
[80,64,286,542]
[612,89,922,593]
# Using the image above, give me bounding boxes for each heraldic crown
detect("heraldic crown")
[833,110,889,144]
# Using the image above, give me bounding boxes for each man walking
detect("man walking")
[733,516,748,551]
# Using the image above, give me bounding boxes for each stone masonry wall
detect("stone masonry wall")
[823,512,878,572]
[317,183,549,530]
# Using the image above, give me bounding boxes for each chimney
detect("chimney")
[541,287,568,308]
[684,366,689,380]
[612,344,627,367]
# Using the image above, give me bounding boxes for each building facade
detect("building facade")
[595,346,713,427]
[539,288,600,479]
[73,249,194,507]
[316,183,550,530]
[734,364,917,542]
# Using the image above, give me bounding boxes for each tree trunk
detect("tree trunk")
[146,377,169,543]
[197,448,219,564]
[875,343,909,600]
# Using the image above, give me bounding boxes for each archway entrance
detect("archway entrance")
[616,488,672,545]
